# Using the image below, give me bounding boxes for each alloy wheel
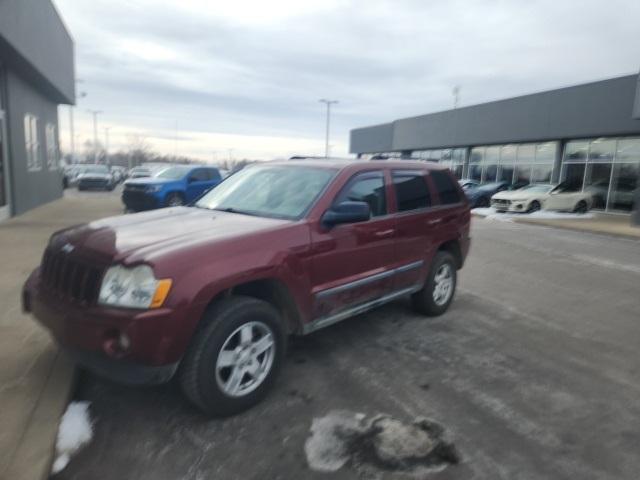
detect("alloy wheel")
[432,264,454,306]
[215,321,275,397]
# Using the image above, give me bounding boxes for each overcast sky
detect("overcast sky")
[53,0,640,162]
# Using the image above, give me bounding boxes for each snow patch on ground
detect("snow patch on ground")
[304,410,365,472]
[472,207,595,221]
[52,401,93,474]
[304,410,460,478]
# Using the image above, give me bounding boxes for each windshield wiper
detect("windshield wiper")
[212,207,257,217]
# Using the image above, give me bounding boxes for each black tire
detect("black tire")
[78,185,85,191]
[476,196,490,208]
[179,296,286,417]
[527,200,541,213]
[411,251,457,317]
[165,192,184,207]
[573,200,588,214]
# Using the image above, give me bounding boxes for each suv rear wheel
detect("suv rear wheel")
[411,251,457,316]
[179,296,285,416]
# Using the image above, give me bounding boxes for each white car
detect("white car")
[491,184,555,213]
[543,182,593,213]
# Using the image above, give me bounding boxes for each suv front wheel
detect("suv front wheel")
[411,251,457,316]
[179,296,285,416]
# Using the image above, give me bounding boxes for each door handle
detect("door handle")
[374,229,395,238]
[427,219,442,225]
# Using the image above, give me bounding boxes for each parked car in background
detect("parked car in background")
[77,165,115,191]
[110,166,126,184]
[465,181,528,208]
[23,160,470,416]
[128,167,153,179]
[491,184,555,213]
[543,181,593,213]
[458,179,480,191]
[122,165,222,211]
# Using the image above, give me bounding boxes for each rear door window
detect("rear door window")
[392,170,432,212]
[430,170,461,204]
[334,171,387,217]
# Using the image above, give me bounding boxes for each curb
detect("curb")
[472,211,640,241]
[4,350,76,480]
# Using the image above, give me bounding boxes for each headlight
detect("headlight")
[98,265,172,309]
[146,185,162,193]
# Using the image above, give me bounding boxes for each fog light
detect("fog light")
[102,331,131,358]
[118,333,131,351]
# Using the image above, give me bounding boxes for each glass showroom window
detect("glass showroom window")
[530,142,556,184]
[24,114,41,171]
[450,148,465,178]
[610,138,639,212]
[514,144,535,184]
[562,137,640,211]
[561,140,588,189]
[45,123,58,170]
[484,146,499,182]
[583,138,615,209]
[498,145,516,183]
[469,147,483,181]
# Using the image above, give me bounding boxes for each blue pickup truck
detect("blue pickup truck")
[122,165,222,211]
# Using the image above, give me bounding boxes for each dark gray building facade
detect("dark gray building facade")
[0,0,75,219]
[351,74,640,213]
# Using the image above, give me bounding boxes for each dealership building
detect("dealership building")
[350,74,640,213]
[0,0,75,220]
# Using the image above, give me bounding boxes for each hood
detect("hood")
[78,173,111,180]
[124,177,175,187]
[49,207,290,263]
[492,190,525,200]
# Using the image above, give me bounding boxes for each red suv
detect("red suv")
[23,160,470,416]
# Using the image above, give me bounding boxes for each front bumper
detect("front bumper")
[122,189,162,211]
[491,200,527,212]
[78,179,111,190]
[23,269,183,385]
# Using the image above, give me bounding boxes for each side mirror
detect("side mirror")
[187,176,197,183]
[322,201,370,227]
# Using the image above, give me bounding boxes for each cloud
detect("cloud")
[53,0,640,160]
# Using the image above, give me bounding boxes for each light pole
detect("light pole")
[69,81,86,163]
[104,127,111,164]
[319,99,338,158]
[87,110,102,163]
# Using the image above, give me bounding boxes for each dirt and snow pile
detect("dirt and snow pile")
[305,410,460,478]
[473,207,595,221]
[51,401,94,474]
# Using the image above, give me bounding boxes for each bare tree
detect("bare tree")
[126,134,152,168]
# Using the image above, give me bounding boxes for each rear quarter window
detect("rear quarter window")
[392,170,432,211]
[430,170,461,205]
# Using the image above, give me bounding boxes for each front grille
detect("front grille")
[40,249,103,304]
[80,178,108,186]
[492,199,511,206]
[122,189,158,211]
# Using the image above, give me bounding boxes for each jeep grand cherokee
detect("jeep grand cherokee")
[23,159,470,416]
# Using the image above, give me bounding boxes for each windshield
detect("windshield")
[156,166,192,180]
[195,165,335,219]
[83,166,109,174]
[518,184,554,193]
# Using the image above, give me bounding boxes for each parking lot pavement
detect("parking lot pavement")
[57,218,640,480]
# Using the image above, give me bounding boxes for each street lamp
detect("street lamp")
[104,127,111,163]
[87,110,103,163]
[319,99,338,158]
[69,79,86,163]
